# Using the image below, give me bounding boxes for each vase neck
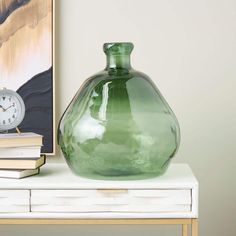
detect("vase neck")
[106,54,131,69]
[104,42,133,70]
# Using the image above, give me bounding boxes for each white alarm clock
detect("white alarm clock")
[0,88,25,131]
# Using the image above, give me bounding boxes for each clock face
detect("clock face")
[0,89,25,131]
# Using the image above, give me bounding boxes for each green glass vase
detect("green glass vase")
[58,42,180,180]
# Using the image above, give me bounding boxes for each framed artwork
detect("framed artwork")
[0,0,55,154]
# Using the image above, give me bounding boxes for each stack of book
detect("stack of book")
[0,133,45,179]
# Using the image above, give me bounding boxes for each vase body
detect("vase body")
[58,43,180,180]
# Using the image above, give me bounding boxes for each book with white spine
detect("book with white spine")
[0,146,41,158]
[0,168,39,179]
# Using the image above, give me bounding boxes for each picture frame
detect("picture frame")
[0,0,56,155]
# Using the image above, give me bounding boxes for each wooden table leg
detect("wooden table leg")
[182,224,188,236]
[191,219,198,236]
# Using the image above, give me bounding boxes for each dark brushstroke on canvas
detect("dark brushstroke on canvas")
[0,0,31,24]
[16,67,53,153]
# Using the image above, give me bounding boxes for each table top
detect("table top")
[0,163,198,189]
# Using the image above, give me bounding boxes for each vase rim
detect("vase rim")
[103,42,134,55]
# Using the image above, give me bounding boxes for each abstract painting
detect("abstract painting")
[0,0,54,154]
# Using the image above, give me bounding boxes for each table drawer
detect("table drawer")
[0,190,30,213]
[31,189,191,213]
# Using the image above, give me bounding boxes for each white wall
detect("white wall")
[3,0,236,235]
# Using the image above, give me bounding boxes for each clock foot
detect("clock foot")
[16,127,21,134]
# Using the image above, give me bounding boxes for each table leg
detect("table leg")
[191,219,198,236]
[182,224,188,236]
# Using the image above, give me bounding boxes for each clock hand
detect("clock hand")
[0,105,6,112]
[4,105,14,111]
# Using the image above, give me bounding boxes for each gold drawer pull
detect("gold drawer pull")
[97,189,128,193]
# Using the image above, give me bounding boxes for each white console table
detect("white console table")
[0,163,198,236]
